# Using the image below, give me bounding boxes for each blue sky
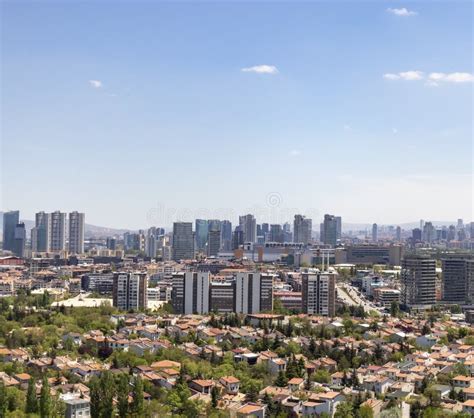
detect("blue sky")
[1,1,472,229]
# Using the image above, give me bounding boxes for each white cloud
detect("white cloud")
[289,149,301,157]
[383,71,424,81]
[241,65,279,74]
[387,7,417,16]
[428,72,474,83]
[392,128,398,134]
[89,80,103,88]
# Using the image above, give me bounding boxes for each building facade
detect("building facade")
[401,255,436,309]
[112,272,148,311]
[172,222,194,261]
[302,271,336,316]
[68,211,85,254]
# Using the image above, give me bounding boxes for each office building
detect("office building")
[50,211,67,251]
[372,223,378,242]
[220,220,232,251]
[2,210,19,252]
[336,216,342,240]
[171,272,210,314]
[396,226,402,242]
[401,255,436,309]
[239,214,257,243]
[232,228,244,250]
[442,256,474,303]
[335,244,404,266]
[422,222,435,244]
[302,271,336,316]
[172,222,194,261]
[293,215,312,245]
[412,228,422,242]
[13,223,26,257]
[106,237,117,250]
[68,211,85,254]
[112,272,148,311]
[322,214,339,247]
[209,281,235,313]
[235,272,274,314]
[31,212,51,252]
[208,229,221,256]
[195,219,209,251]
[81,273,114,293]
[270,224,283,243]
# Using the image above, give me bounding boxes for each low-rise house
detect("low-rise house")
[220,376,240,395]
[288,377,304,392]
[452,375,474,389]
[268,358,287,374]
[189,379,214,395]
[236,402,266,418]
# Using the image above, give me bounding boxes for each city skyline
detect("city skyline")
[2,2,472,228]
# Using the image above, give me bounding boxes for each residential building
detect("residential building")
[68,212,85,254]
[112,272,148,310]
[302,271,336,316]
[401,255,436,309]
[50,211,67,251]
[442,255,474,303]
[31,212,51,252]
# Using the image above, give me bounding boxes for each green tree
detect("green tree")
[358,404,374,418]
[211,385,219,409]
[0,382,7,418]
[335,402,354,418]
[26,376,38,414]
[100,371,115,418]
[116,374,129,418]
[274,370,288,387]
[39,375,52,418]
[130,376,144,416]
[89,377,101,418]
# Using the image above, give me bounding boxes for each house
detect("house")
[462,400,474,415]
[287,377,304,392]
[452,375,474,389]
[360,399,383,417]
[14,373,31,389]
[189,379,214,395]
[0,372,19,387]
[219,376,240,395]
[301,400,326,416]
[64,397,91,418]
[236,403,266,418]
[150,360,181,370]
[268,358,286,374]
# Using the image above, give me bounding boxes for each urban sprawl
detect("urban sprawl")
[0,210,473,418]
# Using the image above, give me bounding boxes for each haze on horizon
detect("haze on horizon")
[1,2,472,230]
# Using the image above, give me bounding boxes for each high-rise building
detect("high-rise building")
[401,255,436,309]
[412,228,422,242]
[422,222,435,244]
[112,272,148,311]
[372,223,378,242]
[396,226,402,242]
[293,215,312,245]
[171,272,210,314]
[210,281,235,313]
[32,212,51,252]
[13,223,26,257]
[302,271,336,316]
[232,228,244,250]
[270,224,283,243]
[50,211,67,251]
[239,214,257,243]
[336,216,342,240]
[220,220,232,251]
[442,255,474,303]
[208,229,221,256]
[106,237,117,250]
[2,210,19,252]
[235,272,274,314]
[322,214,338,247]
[195,219,209,251]
[68,211,85,254]
[172,222,194,261]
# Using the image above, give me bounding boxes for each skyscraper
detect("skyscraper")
[50,211,67,251]
[235,272,274,314]
[68,211,85,254]
[293,215,312,245]
[13,223,26,257]
[401,255,436,309]
[112,272,148,311]
[208,229,221,256]
[32,212,51,252]
[302,271,336,316]
[172,222,194,261]
[220,220,232,251]
[442,255,474,303]
[195,219,209,251]
[239,214,257,243]
[269,224,283,243]
[422,222,435,244]
[396,226,402,242]
[2,210,19,252]
[372,223,378,242]
[322,214,338,247]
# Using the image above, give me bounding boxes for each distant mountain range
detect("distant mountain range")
[0,212,460,239]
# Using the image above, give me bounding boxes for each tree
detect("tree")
[116,374,129,418]
[130,375,144,416]
[89,377,101,418]
[275,370,288,387]
[358,404,374,418]
[0,382,7,418]
[26,376,38,414]
[39,375,52,418]
[211,385,219,409]
[100,371,116,418]
[390,301,400,317]
[335,401,354,418]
